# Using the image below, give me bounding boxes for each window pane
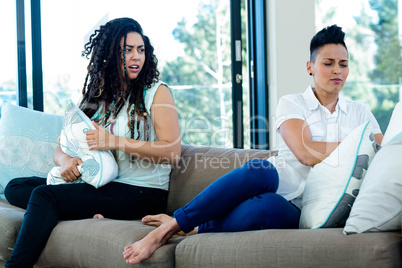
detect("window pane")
[0,2,17,107]
[41,0,235,147]
[25,0,33,109]
[241,0,250,149]
[316,0,402,133]
[162,0,233,147]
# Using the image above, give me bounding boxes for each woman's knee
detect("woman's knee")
[5,177,25,190]
[4,177,47,208]
[255,193,300,229]
[30,185,56,204]
[243,159,279,191]
[4,178,27,205]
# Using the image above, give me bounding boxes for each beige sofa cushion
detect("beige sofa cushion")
[167,144,276,215]
[0,202,184,268]
[175,228,402,268]
[0,200,24,261]
[36,219,184,268]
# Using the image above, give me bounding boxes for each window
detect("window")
[2,0,265,149]
[0,1,17,107]
[316,0,402,133]
[39,0,247,148]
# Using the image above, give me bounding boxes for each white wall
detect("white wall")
[266,0,315,149]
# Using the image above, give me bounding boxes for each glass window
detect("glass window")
[316,0,402,133]
[0,2,17,107]
[241,0,250,149]
[25,0,33,109]
[41,0,242,147]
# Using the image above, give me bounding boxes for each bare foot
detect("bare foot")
[93,214,104,219]
[142,214,198,236]
[142,214,173,227]
[184,227,199,236]
[123,218,181,264]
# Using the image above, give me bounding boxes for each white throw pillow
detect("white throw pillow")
[299,121,379,229]
[0,103,63,200]
[343,134,402,234]
[47,101,118,188]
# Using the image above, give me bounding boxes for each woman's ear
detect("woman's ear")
[306,61,313,76]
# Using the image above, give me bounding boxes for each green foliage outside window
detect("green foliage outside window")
[317,0,402,133]
[161,0,234,147]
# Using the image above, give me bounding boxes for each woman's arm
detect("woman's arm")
[279,119,384,167]
[279,119,340,167]
[86,84,181,165]
[53,145,83,182]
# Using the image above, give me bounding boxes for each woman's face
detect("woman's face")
[307,44,349,97]
[120,32,145,80]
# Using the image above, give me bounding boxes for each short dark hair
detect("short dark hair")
[310,25,347,62]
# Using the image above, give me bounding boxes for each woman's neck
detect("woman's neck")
[313,89,338,114]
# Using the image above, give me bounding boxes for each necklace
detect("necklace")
[90,90,149,163]
[92,95,117,132]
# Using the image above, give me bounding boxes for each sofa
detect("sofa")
[0,103,401,267]
[0,143,400,267]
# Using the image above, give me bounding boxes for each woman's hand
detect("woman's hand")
[86,121,118,151]
[53,145,83,182]
[109,84,181,165]
[60,156,83,182]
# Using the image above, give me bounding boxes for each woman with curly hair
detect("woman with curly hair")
[4,17,180,267]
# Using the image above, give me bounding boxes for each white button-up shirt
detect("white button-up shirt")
[270,85,381,206]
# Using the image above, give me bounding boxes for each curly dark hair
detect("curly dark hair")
[79,17,159,133]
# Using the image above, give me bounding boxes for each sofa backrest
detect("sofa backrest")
[166,144,277,215]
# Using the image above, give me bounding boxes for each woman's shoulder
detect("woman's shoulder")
[277,92,308,113]
[279,92,304,102]
[279,85,313,106]
[147,80,166,92]
[278,93,305,112]
[144,80,174,110]
[339,96,371,113]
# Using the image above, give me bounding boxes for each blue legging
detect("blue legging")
[174,159,300,233]
[4,178,167,268]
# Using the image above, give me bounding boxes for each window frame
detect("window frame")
[14,0,269,149]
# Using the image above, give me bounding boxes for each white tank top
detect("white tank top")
[101,81,172,190]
